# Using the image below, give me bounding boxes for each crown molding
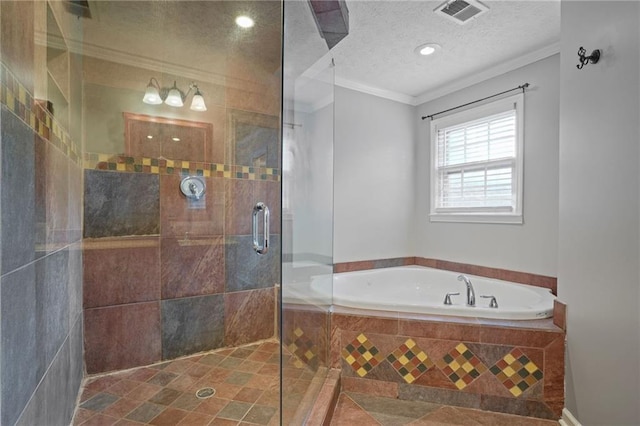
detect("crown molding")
[414,42,560,105]
[36,30,559,109]
[80,42,226,85]
[36,31,262,92]
[335,76,415,105]
[334,41,559,107]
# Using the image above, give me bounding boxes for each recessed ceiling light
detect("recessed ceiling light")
[172,137,180,142]
[235,16,254,28]
[415,43,441,56]
[147,135,153,139]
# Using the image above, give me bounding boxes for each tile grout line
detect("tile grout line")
[75,340,286,426]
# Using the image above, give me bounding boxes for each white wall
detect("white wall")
[415,55,560,276]
[558,2,640,424]
[287,102,335,260]
[334,86,416,262]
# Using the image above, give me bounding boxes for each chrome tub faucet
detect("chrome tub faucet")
[457,274,476,307]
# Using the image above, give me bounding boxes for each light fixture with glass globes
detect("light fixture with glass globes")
[142,78,207,111]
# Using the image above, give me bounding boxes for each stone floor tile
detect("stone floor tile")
[331,394,381,425]
[102,398,141,418]
[194,397,229,416]
[243,405,278,425]
[176,411,215,426]
[233,387,263,404]
[80,413,120,426]
[148,407,189,426]
[148,387,183,406]
[125,402,165,423]
[216,401,253,421]
[80,393,119,412]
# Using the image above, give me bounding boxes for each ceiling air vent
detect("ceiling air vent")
[434,0,488,25]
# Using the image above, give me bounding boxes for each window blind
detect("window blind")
[435,109,517,212]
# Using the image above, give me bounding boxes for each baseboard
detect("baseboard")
[559,408,582,426]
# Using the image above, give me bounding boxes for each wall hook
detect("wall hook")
[577,46,601,69]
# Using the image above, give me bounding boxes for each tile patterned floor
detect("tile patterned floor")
[74,342,558,426]
[73,340,315,426]
[331,392,559,426]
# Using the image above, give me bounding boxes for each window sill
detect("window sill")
[429,213,523,224]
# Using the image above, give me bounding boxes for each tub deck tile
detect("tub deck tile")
[398,320,481,342]
[478,327,561,348]
[330,393,379,424]
[477,318,559,331]
[463,370,515,398]
[412,365,459,390]
[552,300,567,331]
[341,376,399,399]
[398,384,482,409]
[332,306,400,321]
[400,312,482,325]
[329,301,565,421]
[346,391,441,421]
[464,343,513,367]
[479,394,557,420]
[332,313,399,335]
[332,257,558,295]
[542,337,565,412]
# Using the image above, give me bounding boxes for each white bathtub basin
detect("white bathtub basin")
[310,266,555,320]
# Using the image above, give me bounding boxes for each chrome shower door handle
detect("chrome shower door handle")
[252,202,270,255]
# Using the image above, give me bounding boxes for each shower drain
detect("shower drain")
[195,387,216,399]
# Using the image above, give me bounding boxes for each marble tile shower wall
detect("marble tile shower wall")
[83,165,281,374]
[0,2,84,425]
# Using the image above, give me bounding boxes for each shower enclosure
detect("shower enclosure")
[0,0,333,424]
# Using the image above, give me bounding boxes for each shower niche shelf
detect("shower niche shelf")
[44,3,70,131]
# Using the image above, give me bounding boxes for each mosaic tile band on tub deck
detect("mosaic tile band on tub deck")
[342,336,542,397]
[283,252,565,421]
[328,311,565,420]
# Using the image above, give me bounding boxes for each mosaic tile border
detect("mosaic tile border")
[286,327,319,370]
[386,339,433,384]
[0,62,280,181]
[0,62,80,164]
[342,334,385,378]
[490,348,543,397]
[338,332,548,401]
[84,153,280,181]
[436,343,488,390]
[330,310,565,420]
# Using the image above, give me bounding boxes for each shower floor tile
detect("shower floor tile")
[330,392,559,426]
[73,340,308,426]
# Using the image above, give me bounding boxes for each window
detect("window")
[430,93,524,224]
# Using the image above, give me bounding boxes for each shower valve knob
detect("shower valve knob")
[180,176,206,200]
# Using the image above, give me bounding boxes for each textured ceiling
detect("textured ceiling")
[78,1,559,101]
[331,0,560,99]
[81,1,283,81]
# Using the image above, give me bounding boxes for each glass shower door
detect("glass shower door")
[1,1,286,424]
[282,1,335,423]
[80,0,283,423]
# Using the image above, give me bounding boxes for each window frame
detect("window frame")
[429,93,524,224]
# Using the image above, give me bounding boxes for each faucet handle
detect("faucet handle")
[444,292,460,305]
[480,295,498,308]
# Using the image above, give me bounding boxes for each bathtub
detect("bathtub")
[312,265,555,320]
